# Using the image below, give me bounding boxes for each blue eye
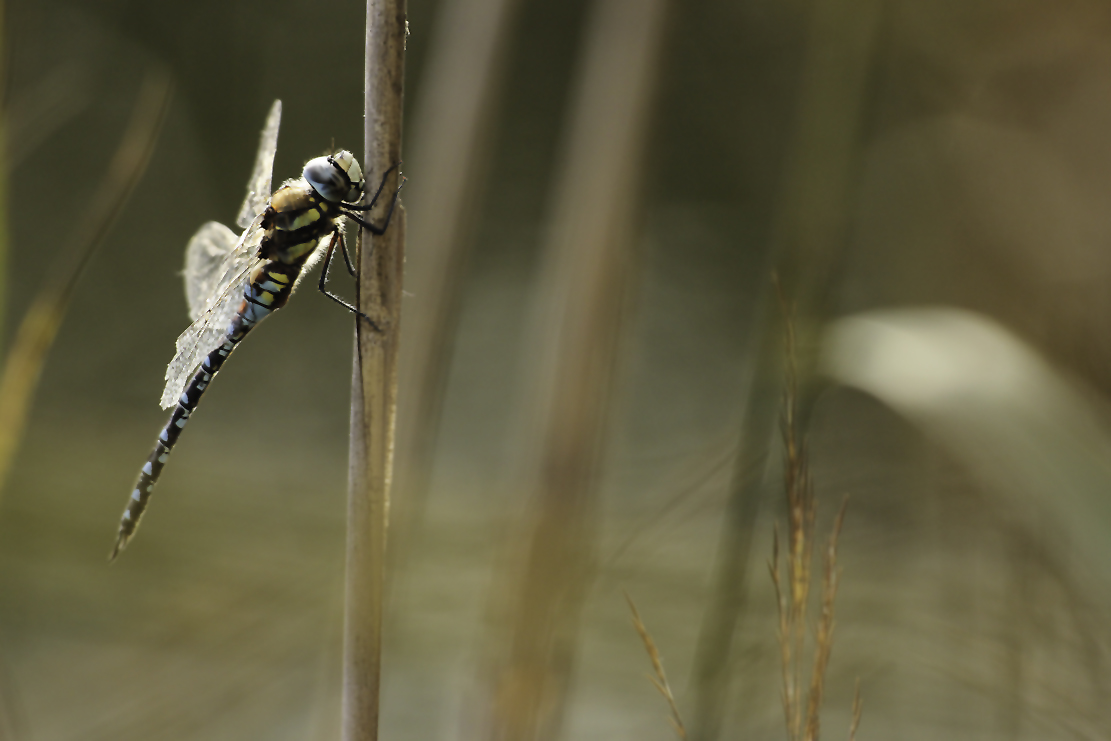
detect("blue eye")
[302,152,364,202]
[303,155,350,202]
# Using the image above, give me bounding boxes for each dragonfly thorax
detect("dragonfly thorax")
[303,150,365,203]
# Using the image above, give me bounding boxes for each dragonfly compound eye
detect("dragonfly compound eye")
[331,150,365,202]
[303,154,357,203]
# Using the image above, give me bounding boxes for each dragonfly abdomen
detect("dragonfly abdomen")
[110,259,304,559]
[112,350,231,557]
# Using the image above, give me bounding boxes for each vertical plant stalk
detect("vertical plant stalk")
[781,286,814,739]
[481,0,668,738]
[769,298,815,741]
[770,505,848,741]
[389,0,522,581]
[803,501,846,741]
[0,70,172,501]
[768,301,853,741]
[773,322,848,741]
[342,1,406,740]
[688,0,883,736]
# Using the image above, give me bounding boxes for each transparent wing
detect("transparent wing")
[160,216,266,409]
[162,100,280,409]
[235,99,282,230]
[181,100,281,321]
[183,221,238,321]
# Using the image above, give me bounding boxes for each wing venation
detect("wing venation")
[235,99,282,230]
[161,217,266,409]
[161,100,284,409]
[183,221,239,321]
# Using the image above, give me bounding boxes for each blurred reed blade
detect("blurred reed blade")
[848,678,862,741]
[388,0,523,584]
[478,0,668,738]
[342,0,406,738]
[687,0,883,737]
[0,68,173,501]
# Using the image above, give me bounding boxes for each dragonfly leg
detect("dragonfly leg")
[345,161,401,212]
[318,231,381,330]
[341,174,406,235]
[339,230,356,277]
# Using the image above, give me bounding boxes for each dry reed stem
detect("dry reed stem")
[774,283,817,741]
[342,0,406,739]
[625,592,688,741]
[803,498,846,741]
[0,69,172,500]
[770,295,856,741]
[768,525,795,737]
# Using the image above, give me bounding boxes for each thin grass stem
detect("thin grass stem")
[848,678,862,741]
[625,592,688,741]
[803,498,847,741]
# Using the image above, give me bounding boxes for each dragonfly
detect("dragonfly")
[110,99,402,560]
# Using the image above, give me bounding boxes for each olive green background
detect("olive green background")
[3,0,1111,739]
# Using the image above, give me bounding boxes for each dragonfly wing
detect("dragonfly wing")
[235,99,282,230]
[163,101,280,408]
[183,221,239,321]
[161,217,267,409]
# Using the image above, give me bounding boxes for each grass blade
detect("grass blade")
[0,68,172,501]
[626,592,688,741]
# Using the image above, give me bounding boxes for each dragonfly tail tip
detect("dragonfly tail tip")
[108,536,128,563]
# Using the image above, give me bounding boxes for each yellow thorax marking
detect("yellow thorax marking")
[288,208,322,231]
[283,240,319,262]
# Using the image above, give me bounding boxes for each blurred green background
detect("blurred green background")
[3,0,1111,739]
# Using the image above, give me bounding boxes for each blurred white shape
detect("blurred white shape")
[827,308,1032,407]
[825,307,1111,570]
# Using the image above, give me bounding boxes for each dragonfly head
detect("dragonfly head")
[303,150,365,203]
